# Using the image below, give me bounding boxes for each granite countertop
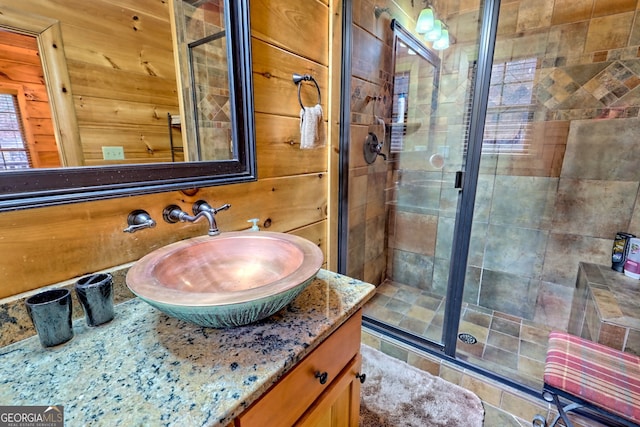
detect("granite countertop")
[0,269,375,427]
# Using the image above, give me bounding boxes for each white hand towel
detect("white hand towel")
[300,104,326,149]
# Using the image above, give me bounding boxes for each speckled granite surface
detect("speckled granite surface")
[0,265,134,348]
[0,269,375,427]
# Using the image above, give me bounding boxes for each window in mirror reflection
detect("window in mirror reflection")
[0,30,60,169]
[0,94,30,169]
[391,73,409,153]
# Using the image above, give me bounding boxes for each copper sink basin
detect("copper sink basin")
[126,231,323,328]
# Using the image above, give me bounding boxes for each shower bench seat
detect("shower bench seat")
[533,331,640,427]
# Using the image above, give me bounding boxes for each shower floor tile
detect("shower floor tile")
[483,345,519,369]
[463,309,492,328]
[490,316,521,337]
[364,279,558,389]
[487,330,519,352]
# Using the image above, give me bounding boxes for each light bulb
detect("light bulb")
[433,29,449,50]
[425,19,442,41]
[416,8,434,34]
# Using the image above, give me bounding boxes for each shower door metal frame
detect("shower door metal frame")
[441,0,501,356]
[336,0,353,275]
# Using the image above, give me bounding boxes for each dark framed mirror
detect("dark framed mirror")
[0,0,255,211]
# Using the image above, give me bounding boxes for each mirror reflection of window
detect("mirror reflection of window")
[391,73,410,153]
[0,94,30,169]
[0,30,60,169]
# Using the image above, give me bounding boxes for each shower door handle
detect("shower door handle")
[454,171,464,190]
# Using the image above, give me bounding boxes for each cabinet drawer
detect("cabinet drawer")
[295,353,362,427]
[236,309,362,427]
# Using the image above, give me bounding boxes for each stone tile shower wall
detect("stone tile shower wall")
[347,0,454,286]
[387,0,640,331]
[346,0,396,285]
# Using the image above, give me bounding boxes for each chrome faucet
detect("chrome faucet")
[162,201,230,236]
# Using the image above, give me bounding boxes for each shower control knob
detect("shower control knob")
[364,132,386,164]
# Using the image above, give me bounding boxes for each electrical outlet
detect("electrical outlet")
[102,146,125,160]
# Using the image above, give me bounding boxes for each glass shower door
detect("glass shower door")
[454,54,556,388]
[364,17,484,349]
[453,0,623,390]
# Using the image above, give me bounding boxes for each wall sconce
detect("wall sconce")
[416,2,452,50]
[432,27,449,50]
[416,7,434,34]
[425,19,442,41]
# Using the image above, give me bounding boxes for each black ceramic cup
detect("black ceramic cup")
[25,288,74,348]
[75,273,114,327]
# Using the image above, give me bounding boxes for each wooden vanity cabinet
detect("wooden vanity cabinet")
[234,309,364,427]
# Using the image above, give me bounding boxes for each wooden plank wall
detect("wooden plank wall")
[0,0,331,299]
[0,31,60,168]
[1,0,180,165]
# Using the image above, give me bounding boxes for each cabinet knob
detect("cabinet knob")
[314,371,329,385]
[355,373,367,384]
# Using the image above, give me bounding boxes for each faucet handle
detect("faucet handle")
[192,200,231,215]
[214,203,231,213]
[124,210,156,233]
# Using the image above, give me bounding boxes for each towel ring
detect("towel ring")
[293,73,321,109]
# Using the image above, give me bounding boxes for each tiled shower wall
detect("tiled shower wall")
[463,0,640,327]
[363,0,640,331]
[346,0,396,284]
[346,0,447,285]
